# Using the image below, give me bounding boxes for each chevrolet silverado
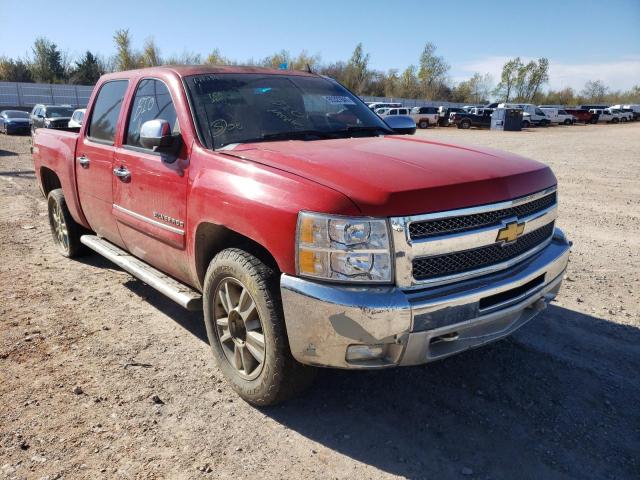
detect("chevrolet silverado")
[32,66,571,405]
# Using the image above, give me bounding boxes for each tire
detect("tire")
[460,119,471,129]
[612,118,619,124]
[522,120,531,128]
[621,117,627,123]
[47,189,85,258]
[418,120,429,129]
[590,117,598,124]
[203,248,315,406]
[564,119,571,125]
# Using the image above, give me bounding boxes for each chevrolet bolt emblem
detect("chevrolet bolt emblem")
[496,220,525,244]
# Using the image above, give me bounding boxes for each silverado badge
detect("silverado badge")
[496,220,525,244]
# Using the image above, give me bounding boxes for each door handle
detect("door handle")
[113,166,131,182]
[77,155,90,168]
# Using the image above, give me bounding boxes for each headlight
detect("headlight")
[296,212,392,283]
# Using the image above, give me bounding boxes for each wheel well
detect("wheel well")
[40,167,61,197]
[194,223,280,287]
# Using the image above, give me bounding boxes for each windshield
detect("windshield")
[46,107,75,118]
[185,73,391,149]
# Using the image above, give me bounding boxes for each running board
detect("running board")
[80,235,202,311]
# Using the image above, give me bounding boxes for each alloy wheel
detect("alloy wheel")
[214,277,266,380]
[51,201,69,252]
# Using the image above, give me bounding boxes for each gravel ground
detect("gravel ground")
[1,123,639,480]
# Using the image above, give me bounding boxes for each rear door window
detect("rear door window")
[88,80,128,144]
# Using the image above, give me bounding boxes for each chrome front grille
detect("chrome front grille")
[390,187,558,288]
[412,222,554,280]
[408,191,557,239]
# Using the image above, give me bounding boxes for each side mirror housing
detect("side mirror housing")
[383,115,416,135]
[139,119,181,159]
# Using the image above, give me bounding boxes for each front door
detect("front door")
[75,80,129,247]
[112,78,190,283]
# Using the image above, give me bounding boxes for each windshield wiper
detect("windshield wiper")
[338,125,393,136]
[237,130,337,145]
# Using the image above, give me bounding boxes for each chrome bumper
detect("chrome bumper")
[281,228,571,369]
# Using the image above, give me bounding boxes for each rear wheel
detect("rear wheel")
[522,120,531,128]
[612,117,619,124]
[418,120,429,129]
[459,119,471,129]
[47,189,85,258]
[564,119,571,125]
[203,248,315,406]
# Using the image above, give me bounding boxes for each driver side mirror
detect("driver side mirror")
[140,119,181,159]
[383,115,416,135]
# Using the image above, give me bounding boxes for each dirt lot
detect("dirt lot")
[1,123,639,480]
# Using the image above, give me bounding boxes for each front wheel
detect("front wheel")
[459,120,471,129]
[203,248,315,406]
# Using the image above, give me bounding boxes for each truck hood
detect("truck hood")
[223,136,556,216]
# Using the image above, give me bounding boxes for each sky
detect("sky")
[1,0,639,91]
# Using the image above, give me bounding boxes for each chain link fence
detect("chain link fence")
[0,82,94,109]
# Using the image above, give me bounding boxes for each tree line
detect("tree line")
[1,31,638,105]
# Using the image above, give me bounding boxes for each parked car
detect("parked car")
[32,66,570,405]
[609,108,633,122]
[451,107,494,129]
[610,104,640,121]
[367,102,402,112]
[410,106,439,128]
[377,107,412,117]
[564,108,598,124]
[499,104,550,127]
[29,104,76,133]
[540,107,575,125]
[589,108,618,123]
[68,108,86,128]
[0,110,31,135]
[437,106,465,126]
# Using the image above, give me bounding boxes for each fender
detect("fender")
[32,129,90,229]
[185,144,360,286]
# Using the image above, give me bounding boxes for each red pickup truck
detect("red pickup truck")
[32,66,570,405]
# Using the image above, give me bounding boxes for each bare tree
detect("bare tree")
[581,80,608,102]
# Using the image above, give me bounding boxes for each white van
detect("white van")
[540,107,560,124]
[499,103,550,127]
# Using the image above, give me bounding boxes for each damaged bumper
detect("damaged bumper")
[281,228,571,369]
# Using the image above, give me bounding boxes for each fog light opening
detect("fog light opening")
[346,344,385,362]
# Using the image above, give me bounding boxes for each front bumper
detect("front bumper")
[281,228,570,369]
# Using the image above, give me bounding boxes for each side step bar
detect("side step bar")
[80,235,203,311]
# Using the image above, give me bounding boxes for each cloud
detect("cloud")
[454,55,640,91]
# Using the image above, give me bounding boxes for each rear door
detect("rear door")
[76,79,129,247]
[112,78,190,282]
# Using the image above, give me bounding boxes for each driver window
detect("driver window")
[126,79,178,148]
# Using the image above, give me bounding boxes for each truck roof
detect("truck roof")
[99,65,318,81]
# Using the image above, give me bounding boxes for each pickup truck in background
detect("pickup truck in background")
[589,108,618,123]
[564,109,598,124]
[540,108,576,125]
[451,107,494,129]
[437,106,465,126]
[32,66,570,406]
[409,106,439,128]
